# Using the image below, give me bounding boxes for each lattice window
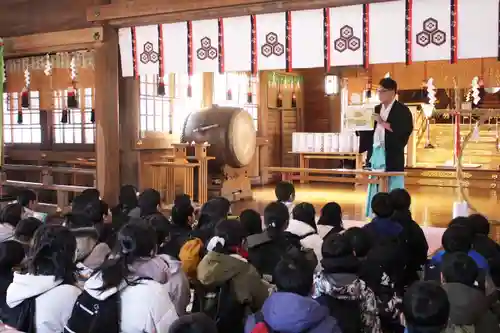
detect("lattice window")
[213,72,259,129]
[53,88,95,144]
[173,74,203,134]
[3,91,42,144]
[139,75,172,134]
[139,74,203,137]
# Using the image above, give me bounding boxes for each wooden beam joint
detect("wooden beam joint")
[4,27,104,58]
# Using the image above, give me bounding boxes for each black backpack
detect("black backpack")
[316,295,363,333]
[2,297,36,333]
[195,280,247,333]
[63,290,121,333]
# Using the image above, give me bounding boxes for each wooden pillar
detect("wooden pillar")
[94,26,120,206]
[119,77,139,187]
[259,71,269,184]
[202,73,213,107]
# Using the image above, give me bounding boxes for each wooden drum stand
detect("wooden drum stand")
[147,143,212,205]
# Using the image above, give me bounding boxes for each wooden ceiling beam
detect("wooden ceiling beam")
[4,27,104,58]
[87,0,393,27]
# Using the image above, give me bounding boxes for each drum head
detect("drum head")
[228,110,256,166]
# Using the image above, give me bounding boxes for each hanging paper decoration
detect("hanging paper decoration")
[157,76,166,96]
[247,74,253,104]
[91,108,95,123]
[44,54,52,76]
[67,56,78,109]
[225,74,232,100]
[384,72,391,78]
[291,77,297,108]
[1,49,6,91]
[471,76,481,106]
[187,75,192,98]
[426,78,436,108]
[365,78,372,99]
[276,77,283,108]
[21,68,30,111]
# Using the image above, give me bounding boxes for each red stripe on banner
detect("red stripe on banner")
[405,0,413,65]
[363,4,370,70]
[187,21,193,76]
[450,0,458,64]
[131,27,138,78]
[251,15,257,75]
[158,25,164,78]
[286,11,292,72]
[323,8,331,72]
[218,18,225,74]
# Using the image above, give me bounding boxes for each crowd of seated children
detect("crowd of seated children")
[0,181,499,333]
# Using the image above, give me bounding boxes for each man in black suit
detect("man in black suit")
[359,78,413,173]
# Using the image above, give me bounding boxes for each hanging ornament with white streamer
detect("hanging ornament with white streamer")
[20,67,30,113]
[67,55,78,110]
[471,76,481,105]
[1,59,6,86]
[70,56,77,82]
[426,78,436,109]
[44,54,52,76]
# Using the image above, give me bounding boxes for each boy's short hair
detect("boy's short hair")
[274,254,313,296]
[371,192,393,218]
[468,214,490,236]
[403,281,450,333]
[168,313,218,333]
[442,225,473,253]
[441,252,478,287]
[389,188,411,211]
[275,181,295,202]
[343,227,372,258]
[239,209,262,236]
[17,189,36,208]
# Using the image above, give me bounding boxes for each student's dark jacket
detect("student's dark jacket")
[358,100,414,172]
[0,268,14,322]
[247,231,316,282]
[392,209,429,285]
[472,234,500,262]
[443,282,500,333]
[363,217,403,244]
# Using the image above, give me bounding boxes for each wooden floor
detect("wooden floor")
[232,183,500,236]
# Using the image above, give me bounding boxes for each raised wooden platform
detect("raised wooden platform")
[405,166,500,189]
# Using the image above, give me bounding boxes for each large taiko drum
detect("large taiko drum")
[181,106,257,169]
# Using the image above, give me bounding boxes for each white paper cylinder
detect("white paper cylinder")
[314,133,324,152]
[292,132,299,152]
[306,133,315,152]
[332,133,339,152]
[324,133,333,153]
[452,201,469,218]
[299,133,308,152]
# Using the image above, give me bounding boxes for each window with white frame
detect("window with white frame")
[53,88,95,144]
[3,91,42,144]
[213,72,258,129]
[139,73,203,137]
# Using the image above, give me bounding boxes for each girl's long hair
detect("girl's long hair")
[264,202,289,239]
[26,225,77,284]
[94,220,156,290]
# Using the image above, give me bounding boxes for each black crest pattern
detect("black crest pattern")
[416,18,447,47]
[334,25,360,53]
[197,37,218,61]
[261,32,284,58]
[140,42,159,64]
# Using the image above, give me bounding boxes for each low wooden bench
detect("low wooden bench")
[266,167,406,192]
[2,180,92,211]
[3,164,97,187]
